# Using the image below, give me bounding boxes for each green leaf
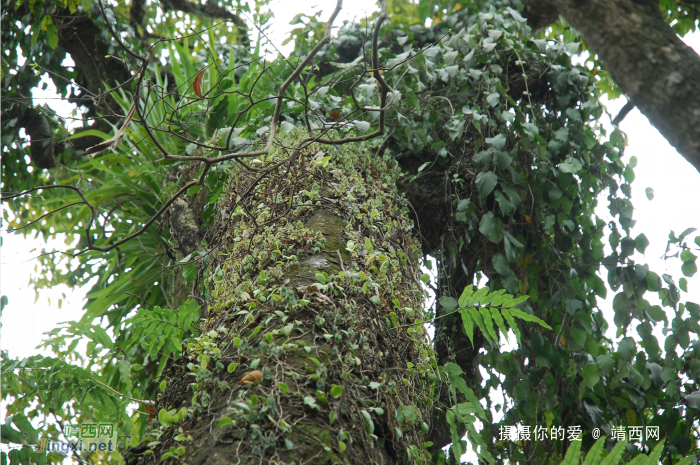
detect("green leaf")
[218,417,233,427]
[458,285,474,307]
[420,273,431,284]
[635,233,649,254]
[361,410,375,434]
[618,337,636,362]
[500,307,522,344]
[158,408,173,426]
[560,440,581,465]
[580,364,600,388]
[10,415,38,445]
[315,272,327,284]
[303,396,320,410]
[364,237,374,254]
[505,307,552,329]
[330,385,343,397]
[442,363,487,419]
[581,436,607,465]
[492,253,510,276]
[159,380,167,392]
[406,91,420,109]
[559,157,582,173]
[46,23,58,49]
[489,307,509,342]
[439,296,458,313]
[600,439,627,465]
[478,307,500,346]
[682,261,697,277]
[645,187,654,200]
[459,309,475,346]
[476,171,498,197]
[0,295,7,312]
[485,134,506,149]
[468,307,497,347]
[182,263,197,283]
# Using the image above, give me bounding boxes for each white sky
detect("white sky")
[2,2,700,463]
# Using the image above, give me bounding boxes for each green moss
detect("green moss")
[159,130,434,464]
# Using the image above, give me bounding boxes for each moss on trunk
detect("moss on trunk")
[132,132,437,465]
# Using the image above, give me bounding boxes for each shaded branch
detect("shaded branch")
[19,108,60,169]
[612,99,636,126]
[160,0,248,42]
[523,0,700,172]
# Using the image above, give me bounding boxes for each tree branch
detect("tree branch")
[160,0,248,42]
[523,0,700,172]
[19,108,60,169]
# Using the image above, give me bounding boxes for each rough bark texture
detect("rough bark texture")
[19,108,60,169]
[56,12,131,119]
[524,0,700,172]
[397,151,498,453]
[169,198,201,257]
[129,134,435,464]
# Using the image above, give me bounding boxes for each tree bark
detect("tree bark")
[129,137,436,464]
[523,0,700,172]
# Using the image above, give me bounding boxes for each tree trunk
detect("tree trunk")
[523,0,700,172]
[130,135,437,464]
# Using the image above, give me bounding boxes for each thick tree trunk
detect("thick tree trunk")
[130,136,437,464]
[523,0,700,172]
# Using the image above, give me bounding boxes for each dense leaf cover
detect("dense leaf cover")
[2,0,700,464]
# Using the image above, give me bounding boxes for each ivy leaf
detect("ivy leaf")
[475,171,498,197]
[492,253,510,276]
[559,157,582,174]
[330,385,343,397]
[635,233,649,254]
[685,391,700,409]
[439,296,458,313]
[303,396,320,410]
[485,134,506,150]
[682,261,697,277]
[580,364,600,388]
[406,91,420,109]
[618,337,636,362]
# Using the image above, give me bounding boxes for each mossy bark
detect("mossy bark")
[132,134,437,465]
[524,0,700,171]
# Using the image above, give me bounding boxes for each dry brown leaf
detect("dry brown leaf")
[238,369,263,384]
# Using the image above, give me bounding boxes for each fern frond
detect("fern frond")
[454,285,550,347]
[560,440,581,465]
[559,437,696,465]
[600,439,628,465]
[581,436,606,465]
